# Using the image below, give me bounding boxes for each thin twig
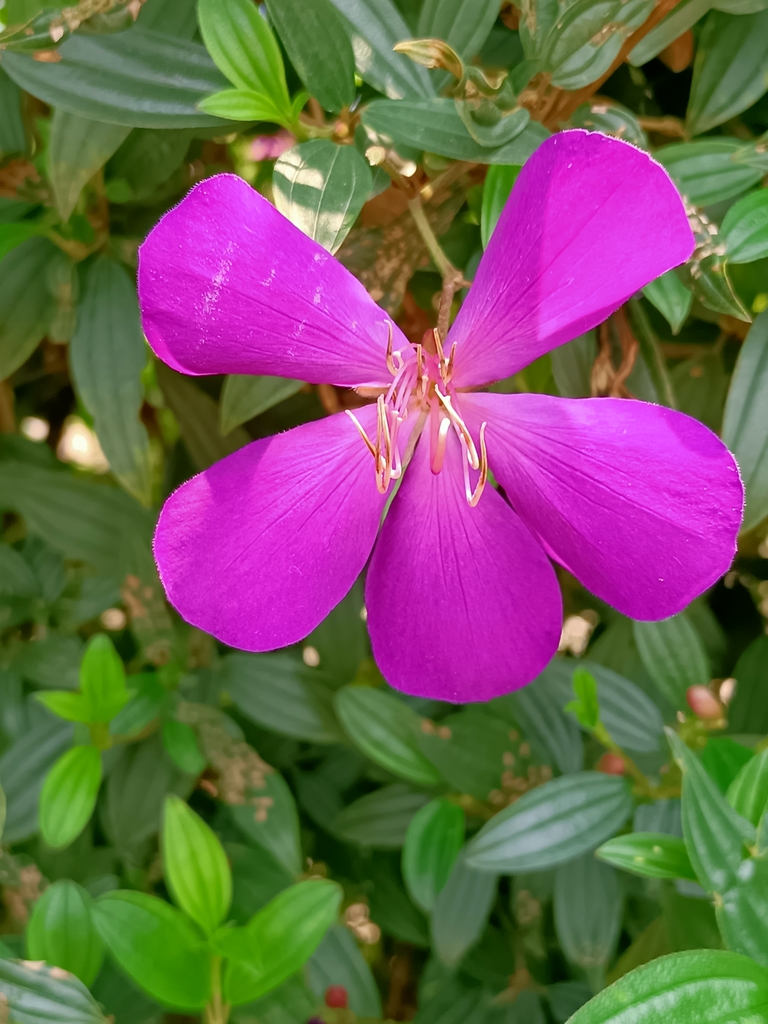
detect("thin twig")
[407,194,468,340]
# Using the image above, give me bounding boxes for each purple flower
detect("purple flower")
[138,131,743,703]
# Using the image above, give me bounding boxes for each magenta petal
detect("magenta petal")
[447,131,695,387]
[463,393,743,620]
[154,408,387,650]
[365,431,562,703]
[138,174,404,386]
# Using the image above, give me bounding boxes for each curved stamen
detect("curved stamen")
[435,389,480,469]
[462,422,488,507]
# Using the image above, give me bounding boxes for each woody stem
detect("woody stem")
[407,195,466,340]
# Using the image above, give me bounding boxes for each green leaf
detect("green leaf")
[327,0,434,99]
[0,219,47,262]
[701,737,754,794]
[727,750,768,826]
[431,850,497,967]
[512,671,585,774]
[417,0,500,60]
[555,853,622,978]
[3,29,232,129]
[139,0,199,37]
[568,100,648,148]
[229,770,303,876]
[92,890,211,1010]
[596,832,698,881]
[0,66,27,158]
[551,330,596,398]
[642,271,693,335]
[480,164,519,248]
[722,190,768,265]
[363,97,549,164]
[667,729,754,895]
[718,856,768,967]
[465,772,633,873]
[34,691,92,723]
[220,375,304,435]
[335,686,442,786]
[684,252,752,322]
[161,719,206,775]
[197,87,287,122]
[162,794,232,935]
[0,544,38,598]
[198,0,290,119]
[273,140,373,255]
[628,0,710,65]
[15,635,83,690]
[109,672,168,737]
[0,716,73,844]
[402,798,465,912]
[78,633,130,723]
[334,784,430,849]
[566,949,768,1024]
[634,615,710,709]
[686,11,768,136]
[306,583,367,686]
[722,311,768,531]
[26,880,104,986]
[657,139,764,206]
[0,237,59,380]
[107,126,193,201]
[265,0,355,112]
[69,256,152,505]
[229,842,294,923]
[0,781,5,843]
[0,957,108,1024]
[307,924,382,1018]
[224,652,342,744]
[222,879,342,1006]
[48,111,129,221]
[566,667,601,731]
[39,745,102,850]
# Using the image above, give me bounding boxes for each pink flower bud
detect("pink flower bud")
[597,752,626,775]
[325,986,348,1009]
[686,685,723,720]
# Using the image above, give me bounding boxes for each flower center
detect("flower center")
[347,326,488,506]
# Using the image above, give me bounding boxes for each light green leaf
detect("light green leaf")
[306,925,382,1018]
[34,690,92,723]
[656,139,764,206]
[480,163,519,248]
[220,375,304,435]
[555,853,622,978]
[334,784,430,849]
[273,140,372,255]
[92,890,211,1010]
[229,770,303,875]
[265,0,355,112]
[0,958,108,1024]
[0,237,59,380]
[222,879,342,1006]
[702,737,753,794]
[402,798,465,913]
[162,719,206,775]
[78,633,130,723]
[597,832,697,881]
[727,750,768,826]
[686,10,768,136]
[465,772,633,873]
[722,189,768,265]
[162,794,231,935]
[39,745,102,850]
[430,850,497,967]
[634,615,710,709]
[197,88,286,122]
[722,311,768,531]
[27,880,104,986]
[566,667,601,731]
[335,686,442,786]
[643,271,693,335]
[48,110,129,221]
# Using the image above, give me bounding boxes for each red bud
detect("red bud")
[686,685,723,720]
[325,986,348,1009]
[597,752,626,775]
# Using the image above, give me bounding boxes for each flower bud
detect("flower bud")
[325,986,349,1009]
[597,752,626,775]
[686,685,723,720]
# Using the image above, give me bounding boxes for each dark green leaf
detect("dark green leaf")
[305,581,367,686]
[722,311,768,531]
[634,615,710,709]
[701,737,754,794]
[219,375,304,435]
[0,716,73,843]
[334,784,430,848]
[0,66,27,158]
[0,237,59,380]
[554,853,622,976]
[92,890,211,1010]
[686,11,768,136]
[402,798,465,912]
[718,857,768,967]
[722,190,768,265]
[465,772,633,873]
[670,349,728,432]
[273,140,372,254]
[306,925,382,1018]
[139,0,199,38]
[727,749,768,826]
[39,745,102,850]
[265,0,355,112]
[48,111,129,220]
[643,271,692,335]
[229,769,303,875]
[417,0,500,60]
[228,842,294,923]
[26,880,104,986]
[0,958,108,1024]
[628,0,709,65]
[684,252,751,322]
[14,635,83,691]
[109,673,168,738]
[480,164,519,248]
[431,850,497,966]
[597,832,697,881]
[161,719,206,775]
[551,331,597,398]
[657,140,763,206]
[107,127,193,201]
[567,100,648,148]
[0,545,38,597]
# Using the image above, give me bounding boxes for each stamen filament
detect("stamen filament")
[463,422,488,507]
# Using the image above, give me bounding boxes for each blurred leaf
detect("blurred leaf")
[402,798,465,912]
[224,652,342,744]
[465,772,633,873]
[306,582,367,686]
[335,784,430,848]
[109,672,168,738]
[0,957,108,1024]
[667,729,754,895]
[418,0,500,59]
[265,0,355,112]
[686,11,768,136]
[35,690,92,724]
[327,0,434,99]
[567,949,768,1024]
[554,854,622,980]
[662,884,723,952]
[0,237,59,380]
[229,770,303,875]
[657,140,764,206]
[48,111,129,221]
[511,672,584,774]
[306,924,382,1018]
[228,843,294,924]
[0,66,27,158]
[670,350,728,433]
[26,880,104,986]
[162,794,231,935]
[273,140,372,254]
[89,959,164,1024]
[718,856,768,967]
[0,545,38,600]
[480,164,519,248]
[70,256,152,505]
[363,98,549,163]
[0,716,73,843]
[3,28,232,129]
[107,127,193,201]
[722,311,768,531]
[220,375,304,435]
[335,685,442,786]
[597,832,697,881]
[15,635,83,690]
[222,879,342,1006]
[566,667,601,730]
[642,271,692,335]
[39,745,102,850]
[78,633,130,723]
[431,849,497,966]
[138,0,199,37]
[722,190,768,265]
[92,890,211,1010]
[701,737,753,793]
[161,719,206,775]
[634,615,710,709]
[567,101,648,148]
[551,331,597,398]
[629,0,709,65]
[368,857,430,946]
[727,749,768,826]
